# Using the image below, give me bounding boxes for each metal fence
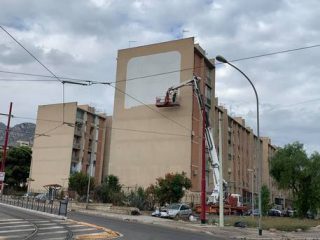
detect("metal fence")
[0,194,68,216]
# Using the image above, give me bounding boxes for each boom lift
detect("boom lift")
[156,76,247,215]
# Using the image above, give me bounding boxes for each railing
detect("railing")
[0,194,69,216]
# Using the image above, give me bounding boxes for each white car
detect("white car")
[156,203,192,219]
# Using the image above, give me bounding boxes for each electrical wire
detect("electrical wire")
[230,44,320,63]
[105,83,193,133]
[0,26,63,83]
[0,114,192,138]
[1,42,320,85]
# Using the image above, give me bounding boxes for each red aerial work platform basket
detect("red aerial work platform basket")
[155,95,180,108]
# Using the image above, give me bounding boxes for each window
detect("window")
[76,110,84,121]
[205,85,212,106]
[206,69,212,86]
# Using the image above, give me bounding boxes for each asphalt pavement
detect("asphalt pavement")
[69,208,320,240]
[0,204,119,239]
[68,211,221,240]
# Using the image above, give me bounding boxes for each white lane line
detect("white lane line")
[0,228,35,233]
[71,228,97,232]
[26,220,49,222]
[37,223,59,226]
[43,238,65,240]
[0,234,29,239]
[37,231,67,235]
[38,226,65,230]
[0,224,33,229]
[0,221,27,225]
[0,219,22,222]
[65,224,87,228]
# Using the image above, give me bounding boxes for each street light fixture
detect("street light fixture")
[215,55,262,236]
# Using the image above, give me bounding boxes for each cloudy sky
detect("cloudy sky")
[0,0,319,154]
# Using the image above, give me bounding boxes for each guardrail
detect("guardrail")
[0,194,69,216]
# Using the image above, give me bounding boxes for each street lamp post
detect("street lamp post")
[215,55,262,236]
[247,169,255,218]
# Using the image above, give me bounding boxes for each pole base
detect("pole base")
[259,229,262,235]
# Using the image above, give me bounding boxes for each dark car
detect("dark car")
[268,209,282,216]
[34,193,48,202]
[282,209,296,217]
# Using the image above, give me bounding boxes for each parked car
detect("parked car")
[152,203,192,219]
[268,209,282,217]
[34,193,48,202]
[282,209,296,217]
[245,209,260,216]
[151,207,168,218]
[22,192,34,198]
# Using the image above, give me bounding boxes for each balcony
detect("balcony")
[74,127,82,136]
[72,155,80,162]
[73,141,81,149]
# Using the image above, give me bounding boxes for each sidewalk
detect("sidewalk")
[72,208,320,240]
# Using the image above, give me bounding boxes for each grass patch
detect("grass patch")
[208,215,320,232]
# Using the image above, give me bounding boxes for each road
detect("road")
[68,211,223,240]
[0,204,117,239]
[0,204,224,240]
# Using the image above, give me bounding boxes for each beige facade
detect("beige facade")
[29,102,107,192]
[108,38,215,192]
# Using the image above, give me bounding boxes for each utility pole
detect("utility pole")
[200,106,206,224]
[0,102,13,194]
[218,111,224,227]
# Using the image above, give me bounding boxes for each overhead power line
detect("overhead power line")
[1,114,191,138]
[0,25,62,83]
[230,44,320,63]
[1,43,320,85]
[105,83,193,133]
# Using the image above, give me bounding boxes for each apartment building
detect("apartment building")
[105,38,282,206]
[29,102,108,192]
[213,105,280,205]
[108,38,216,192]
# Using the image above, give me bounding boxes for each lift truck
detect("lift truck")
[156,76,248,215]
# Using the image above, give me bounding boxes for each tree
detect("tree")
[126,187,150,210]
[270,142,311,217]
[152,172,192,205]
[2,146,32,190]
[94,175,124,204]
[261,185,271,216]
[306,152,320,216]
[68,172,94,197]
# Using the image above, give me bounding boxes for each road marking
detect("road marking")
[0,234,30,239]
[0,221,27,225]
[44,238,66,240]
[39,226,65,230]
[67,224,90,228]
[71,228,97,232]
[37,230,68,235]
[0,224,33,229]
[0,219,22,222]
[37,223,59,226]
[0,228,35,233]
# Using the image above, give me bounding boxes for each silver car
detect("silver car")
[162,203,192,219]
